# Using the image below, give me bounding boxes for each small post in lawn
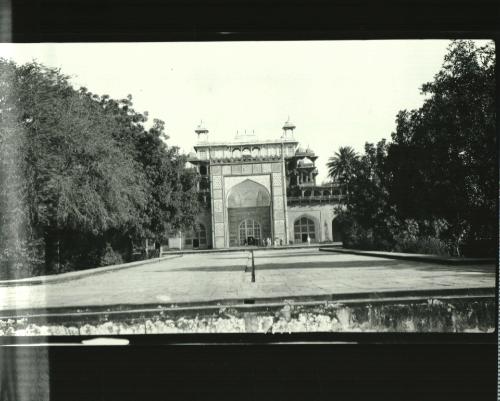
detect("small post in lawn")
[251,249,255,282]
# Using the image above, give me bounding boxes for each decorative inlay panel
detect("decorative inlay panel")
[213,199,223,213]
[272,172,282,186]
[231,165,242,175]
[262,163,272,173]
[211,166,221,175]
[274,220,285,235]
[242,164,252,174]
[213,189,222,200]
[272,163,281,173]
[213,175,222,189]
[273,196,284,210]
[215,223,225,236]
[222,165,231,175]
[274,209,284,220]
[214,212,224,223]
[273,185,282,195]
[252,164,262,174]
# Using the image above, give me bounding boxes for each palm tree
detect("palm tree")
[327,146,359,203]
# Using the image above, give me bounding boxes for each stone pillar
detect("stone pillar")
[271,162,286,245]
[210,165,225,248]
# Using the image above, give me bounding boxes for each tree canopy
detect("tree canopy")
[0,60,200,278]
[332,40,496,256]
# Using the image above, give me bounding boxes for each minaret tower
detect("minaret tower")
[195,120,209,143]
[282,117,296,140]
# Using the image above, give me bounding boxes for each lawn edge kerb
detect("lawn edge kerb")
[319,247,496,266]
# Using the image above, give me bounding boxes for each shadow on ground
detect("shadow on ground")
[163,259,496,274]
[253,251,327,259]
[252,260,402,271]
[164,264,247,273]
[164,260,402,272]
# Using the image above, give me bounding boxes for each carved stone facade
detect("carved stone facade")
[165,121,343,250]
[208,160,288,248]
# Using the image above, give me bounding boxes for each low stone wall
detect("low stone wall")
[0,297,494,335]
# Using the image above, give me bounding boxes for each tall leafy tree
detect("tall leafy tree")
[386,40,495,255]
[331,40,495,256]
[4,61,148,273]
[327,146,359,203]
[0,59,200,277]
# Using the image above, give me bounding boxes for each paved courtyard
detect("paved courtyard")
[0,248,495,312]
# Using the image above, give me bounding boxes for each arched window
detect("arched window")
[242,148,251,157]
[185,224,207,248]
[252,147,260,157]
[232,148,241,158]
[239,219,261,246]
[294,217,316,243]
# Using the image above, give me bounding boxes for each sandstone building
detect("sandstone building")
[165,120,343,249]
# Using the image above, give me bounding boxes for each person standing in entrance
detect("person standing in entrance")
[307,235,311,246]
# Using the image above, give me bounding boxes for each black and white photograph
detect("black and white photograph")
[0,39,496,336]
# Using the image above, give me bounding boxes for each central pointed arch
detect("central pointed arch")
[227,179,270,208]
[227,179,271,247]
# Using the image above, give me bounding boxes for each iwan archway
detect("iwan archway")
[227,179,271,246]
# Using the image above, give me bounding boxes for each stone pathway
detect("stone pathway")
[0,248,495,312]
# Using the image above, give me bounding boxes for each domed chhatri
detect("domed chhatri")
[295,146,306,155]
[305,146,315,155]
[282,117,296,140]
[283,119,296,131]
[195,120,209,142]
[195,120,209,134]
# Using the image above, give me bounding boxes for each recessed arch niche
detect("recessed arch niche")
[227,179,272,246]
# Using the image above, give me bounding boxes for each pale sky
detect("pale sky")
[0,40,490,183]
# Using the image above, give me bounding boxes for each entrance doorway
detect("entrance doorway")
[184,224,208,249]
[294,216,316,243]
[239,219,261,246]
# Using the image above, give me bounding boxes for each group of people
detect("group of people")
[242,235,312,247]
[262,237,284,247]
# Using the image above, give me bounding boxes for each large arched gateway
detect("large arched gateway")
[227,179,271,246]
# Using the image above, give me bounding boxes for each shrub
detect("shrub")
[390,219,451,256]
[342,223,376,250]
[393,236,451,256]
[100,243,124,266]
